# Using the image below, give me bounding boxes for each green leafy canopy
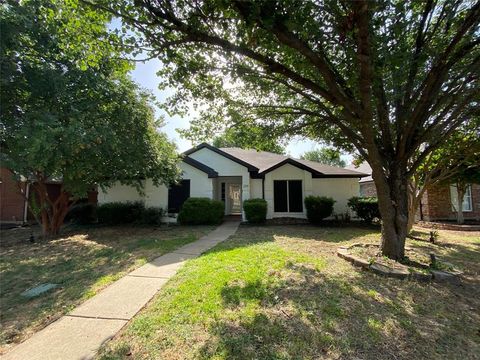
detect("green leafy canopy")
[0,0,180,197]
[77,0,479,258]
[211,126,285,154]
[301,148,346,167]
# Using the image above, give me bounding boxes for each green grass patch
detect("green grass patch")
[98,225,480,360]
[0,225,212,352]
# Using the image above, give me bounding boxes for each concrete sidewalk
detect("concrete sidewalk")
[2,221,240,360]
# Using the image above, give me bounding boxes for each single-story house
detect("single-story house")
[98,143,367,221]
[345,162,480,222]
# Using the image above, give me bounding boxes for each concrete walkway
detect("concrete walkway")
[3,221,240,360]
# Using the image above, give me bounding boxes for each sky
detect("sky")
[111,16,350,162]
[130,56,351,162]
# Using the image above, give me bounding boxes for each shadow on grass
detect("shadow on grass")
[206,225,381,258]
[97,224,480,360]
[198,260,479,360]
[197,227,480,360]
[0,225,210,349]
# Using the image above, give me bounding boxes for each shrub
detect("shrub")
[304,196,335,224]
[347,196,381,223]
[97,201,145,224]
[177,197,224,225]
[66,203,97,224]
[243,199,267,224]
[140,207,165,225]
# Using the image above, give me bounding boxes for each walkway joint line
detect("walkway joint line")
[171,251,201,256]
[126,274,171,279]
[66,314,130,321]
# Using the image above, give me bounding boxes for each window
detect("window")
[168,180,190,213]
[273,180,303,212]
[450,184,472,212]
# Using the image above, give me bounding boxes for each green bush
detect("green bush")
[97,201,145,224]
[66,203,97,224]
[304,196,335,224]
[347,196,381,223]
[177,197,224,225]
[140,207,165,225]
[243,199,267,224]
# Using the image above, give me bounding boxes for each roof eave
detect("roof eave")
[182,156,219,178]
[183,143,258,172]
[259,158,369,178]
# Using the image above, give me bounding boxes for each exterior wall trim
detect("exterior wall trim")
[183,143,258,172]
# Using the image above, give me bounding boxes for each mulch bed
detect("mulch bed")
[337,243,463,283]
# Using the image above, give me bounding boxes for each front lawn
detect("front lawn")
[98,225,480,360]
[0,225,213,352]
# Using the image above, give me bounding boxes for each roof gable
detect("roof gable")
[183,143,258,171]
[182,156,218,178]
[183,143,368,178]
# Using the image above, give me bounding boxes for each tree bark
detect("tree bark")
[407,184,427,233]
[50,191,72,235]
[370,161,409,260]
[456,184,465,224]
[31,182,72,238]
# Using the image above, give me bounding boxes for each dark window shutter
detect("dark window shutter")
[288,180,303,212]
[168,180,190,213]
[274,180,288,212]
[221,182,226,202]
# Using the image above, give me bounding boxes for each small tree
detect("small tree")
[407,122,480,231]
[301,148,346,167]
[0,0,180,237]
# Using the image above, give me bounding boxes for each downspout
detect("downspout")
[262,177,265,199]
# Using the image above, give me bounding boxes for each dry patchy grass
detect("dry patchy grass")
[98,225,480,360]
[0,224,213,352]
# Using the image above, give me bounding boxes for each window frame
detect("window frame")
[273,179,303,213]
[450,184,473,212]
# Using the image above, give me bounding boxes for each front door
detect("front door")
[228,184,242,214]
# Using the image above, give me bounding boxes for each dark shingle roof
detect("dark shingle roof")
[183,143,368,178]
[345,162,373,183]
[219,147,368,177]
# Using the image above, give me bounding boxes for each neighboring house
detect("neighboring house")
[0,167,97,224]
[345,163,480,222]
[0,168,28,223]
[345,162,376,197]
[98,143,368,220]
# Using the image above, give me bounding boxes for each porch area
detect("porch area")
[213,176,243,216]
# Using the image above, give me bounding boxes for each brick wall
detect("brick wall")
[360,181,377,197]
[422,183,480,221]
[0,168,26,223]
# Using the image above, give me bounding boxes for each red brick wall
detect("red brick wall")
[0,168,26,223]
[360,181,377,197]
[422,183,480,221]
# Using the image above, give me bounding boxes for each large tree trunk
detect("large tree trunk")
[456,184,465,224]
[31,182,72,238]
[370,161,409,260]
[51,191,71,235]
